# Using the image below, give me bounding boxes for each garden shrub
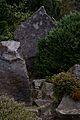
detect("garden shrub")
[49,72,80,101]
[27,0,76,19]
[0,1,31,41]
[71,81,80,101]
[36,11,80,77]
[0,95,37,120]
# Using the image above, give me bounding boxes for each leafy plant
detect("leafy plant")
[27,0,76,19]
[51,72,75,99]
[49,72,80,101]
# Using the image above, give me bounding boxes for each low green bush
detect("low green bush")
[0,95,37,120]
[36,11,80,77]
[49,72,80,101]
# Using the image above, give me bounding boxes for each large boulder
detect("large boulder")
[14,6,55,73]
[56,96,80,120]
[0,41,31,104]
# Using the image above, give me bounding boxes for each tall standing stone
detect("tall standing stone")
[14,6,55,73]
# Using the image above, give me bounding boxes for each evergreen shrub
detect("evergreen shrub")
[36,11,80,77]
[0,1,31,41]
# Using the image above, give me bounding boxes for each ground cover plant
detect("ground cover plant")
[0,95,37,120]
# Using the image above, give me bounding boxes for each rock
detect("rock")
[32,79,45,99]
[33,99,53,120]
[32,81,53,100]
[42,82,54,99]
[14,6,55,59]
[56,96,80,120]
[32,79,45,89]
[37,90,42,99]
[14,6,55,74]
[34,99,52,107]
[68,64,80,80]
[0,41,31,104]
[1,40,20,52]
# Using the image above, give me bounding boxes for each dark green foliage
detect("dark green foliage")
[36,11,80,77]
[0,1,31,41]
[26,0,61,18]
[26,0,77,19]
[0,95,37,120]
[42,0,61,19]
[27,0,42,11]
[5,0,23,5]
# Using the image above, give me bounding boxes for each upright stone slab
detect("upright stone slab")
[0,41,31,104]
[14,6,55,72]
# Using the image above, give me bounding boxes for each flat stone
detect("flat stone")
[37,100,52,119]
[34,99,52,107]
[56,96,80,120]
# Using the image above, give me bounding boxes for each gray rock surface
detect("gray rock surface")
[1,41,20,52]
[32,80,54,100]
[32,79,45,89]
[34,99,52,120]
[14,6,55,74]
[32,79,45,100]
[56,96,80,120]
[0,41,31,104]
[42,82,54,99]
[14,6,55,59]
[34,99,52,107]
[68,64,80,80]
